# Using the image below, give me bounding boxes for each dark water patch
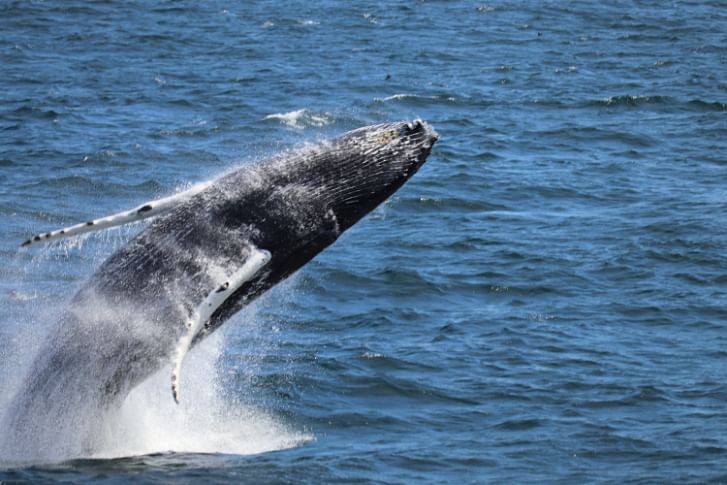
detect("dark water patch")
[68,150,131,168]
[152,126,218,139]
[357,350,441,373]
[687,99,727,112]
[15,176,165,200]
[7,106,60,120]
[527,126,657,149]
[589,95,672,108]
[493,418,542,431]
[19,175,103,192]
[616,33,680,42]
[392,195,508,213]
[315,411,410,431]
[581,95,727,113]
[346,375,479,406]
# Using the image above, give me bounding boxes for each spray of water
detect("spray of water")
[91,331,311,460]
[0,221,310,467]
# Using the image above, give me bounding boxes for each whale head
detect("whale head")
[310,119,438,232]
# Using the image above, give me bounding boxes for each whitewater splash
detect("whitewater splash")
[0,218,309,466]
[263,109,332,129]
[92,331,311,460]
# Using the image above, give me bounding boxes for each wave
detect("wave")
[263,109,333,129]
[586,95,726,111]
[598,95,672,106]
[374,93,457,104]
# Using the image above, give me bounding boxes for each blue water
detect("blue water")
[1,0,726,482]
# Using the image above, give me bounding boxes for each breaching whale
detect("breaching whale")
[5,120,437,461]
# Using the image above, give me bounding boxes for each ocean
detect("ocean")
[1,1,726,483]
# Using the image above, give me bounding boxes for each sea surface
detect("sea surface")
[1,0,726,483]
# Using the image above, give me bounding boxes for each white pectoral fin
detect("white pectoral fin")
[21,182,212,248]
[171,247,271,404]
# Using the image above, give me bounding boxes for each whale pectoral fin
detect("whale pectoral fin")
[170,247,272,404]
[20,182,212,248]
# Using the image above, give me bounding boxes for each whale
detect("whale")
[4,120,438,462]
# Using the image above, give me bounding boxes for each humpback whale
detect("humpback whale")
[5,120,437,461]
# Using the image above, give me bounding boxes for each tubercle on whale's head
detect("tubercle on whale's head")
[340,119,438,159]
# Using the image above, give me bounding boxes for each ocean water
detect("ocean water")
[1,0,726,483]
